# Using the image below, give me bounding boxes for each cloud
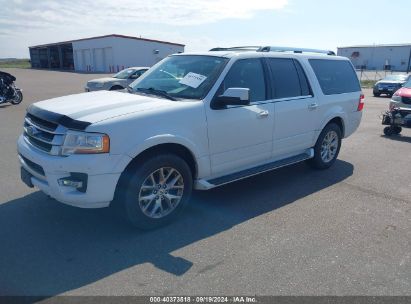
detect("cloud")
[0,0,288,57]
[1,0,288,28]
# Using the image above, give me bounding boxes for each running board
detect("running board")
[195,149,314,190]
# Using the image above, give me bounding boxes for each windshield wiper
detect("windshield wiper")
[136,87,177,101]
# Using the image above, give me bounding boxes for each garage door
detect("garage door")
[94,48,104,72]
[104,47,113,72]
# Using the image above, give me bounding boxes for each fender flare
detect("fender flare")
[126,134,202,163]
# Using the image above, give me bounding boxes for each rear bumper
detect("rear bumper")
[17,135,131,208]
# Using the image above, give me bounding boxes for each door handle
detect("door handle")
[258,110,269,118]
[308,102,319,110]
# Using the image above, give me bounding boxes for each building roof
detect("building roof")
[338,43,411,49]
[29,34,185,48]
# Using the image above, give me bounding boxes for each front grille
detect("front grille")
[23,113,66,155]
[20,154,45,176]
[402,96,411,104]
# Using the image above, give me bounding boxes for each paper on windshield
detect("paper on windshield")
[179,72,207,88]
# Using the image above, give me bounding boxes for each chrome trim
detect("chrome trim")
[23,114,67,155]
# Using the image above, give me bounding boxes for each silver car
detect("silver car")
[85,67,149,92]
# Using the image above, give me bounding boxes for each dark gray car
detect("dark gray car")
[373,74,410,97]
[85,67,149,92]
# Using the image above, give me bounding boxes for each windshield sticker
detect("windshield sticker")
[179,72,207,88]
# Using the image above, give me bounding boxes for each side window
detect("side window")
[267,58,304,99]
[294,60,311,96]
[309,59,361,95]
[134,69,145,77]
[222,59,266,102]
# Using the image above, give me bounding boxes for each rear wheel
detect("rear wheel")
[118,154,193,230]
[307,123,342,170]
[10,90,23,105]
[384,126,401,136]
[393,126,402,134]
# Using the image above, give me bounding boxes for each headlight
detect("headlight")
[61,131,110,155]
[95,82,105,88]
[391,95,402,102]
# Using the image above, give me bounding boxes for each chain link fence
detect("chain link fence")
[356,69,409,82]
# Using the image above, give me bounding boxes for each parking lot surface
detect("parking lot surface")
[0,68,410,297]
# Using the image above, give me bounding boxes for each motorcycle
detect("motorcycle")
[0,71,23,105]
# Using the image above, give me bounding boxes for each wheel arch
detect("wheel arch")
[112,142,198,207]
[110,85,124,90]
[319,114,346,138]
[327,116,345,137]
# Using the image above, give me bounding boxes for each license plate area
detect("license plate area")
[21,167,34,188]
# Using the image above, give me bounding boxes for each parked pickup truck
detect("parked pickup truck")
[18,47,363,229]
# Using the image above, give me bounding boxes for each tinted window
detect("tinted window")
[309,59,360,95]
[222,59,266,102]
[267,58,303,99]
[294,60,311,96]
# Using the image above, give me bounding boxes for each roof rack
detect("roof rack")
[209,45,336,56]
[209,46,262,52]
[258,46,335,55]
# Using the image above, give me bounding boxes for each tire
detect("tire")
[383,126,394,136]
[393,126,402,134]
[373,92,380,97]
[109,85,123,91]
[118,154,193,230]
[10,90,23,105]
[307,123,342,170]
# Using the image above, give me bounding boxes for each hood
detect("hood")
[29,91,177,129]
[376,80,405,85]
[395,87,411,98]
[87,77,119,83]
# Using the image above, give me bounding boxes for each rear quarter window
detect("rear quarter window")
[309,59,360,95]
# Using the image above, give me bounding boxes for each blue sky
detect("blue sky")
[1,0,410,58]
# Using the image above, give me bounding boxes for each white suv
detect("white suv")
[18,47,363,229]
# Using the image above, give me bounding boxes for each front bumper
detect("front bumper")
[17,135,131,208]
[85,86,104,92]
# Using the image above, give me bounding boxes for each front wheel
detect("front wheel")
[118,154,193,230]
[307,123,342,170]
[10,90,23,105]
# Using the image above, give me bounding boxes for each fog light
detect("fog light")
[58,173,88,193]
[59,178,83,188]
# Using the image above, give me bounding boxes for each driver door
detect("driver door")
[205,58,274,176]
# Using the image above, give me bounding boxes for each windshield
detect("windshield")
[113,68,137,79]
[383,75,408,82]
[403,78,411,89]
[130,55,229,100]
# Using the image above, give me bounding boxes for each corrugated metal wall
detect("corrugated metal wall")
[337,46,411,71]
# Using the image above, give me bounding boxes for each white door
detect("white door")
[93,48,104,72]
[266,58,318,157]
[82,49,91,71]
[104,47,113,72]
[75,50,83,71]
[206,58,274,176]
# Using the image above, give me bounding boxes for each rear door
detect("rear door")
[266,57,319,157]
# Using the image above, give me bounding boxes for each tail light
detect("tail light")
[357,93,364,111]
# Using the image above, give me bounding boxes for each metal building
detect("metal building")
[29,34,185,72]
[337,44,411,72]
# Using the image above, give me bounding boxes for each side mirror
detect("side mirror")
[130,74,139,79]
[212,88,250,110]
